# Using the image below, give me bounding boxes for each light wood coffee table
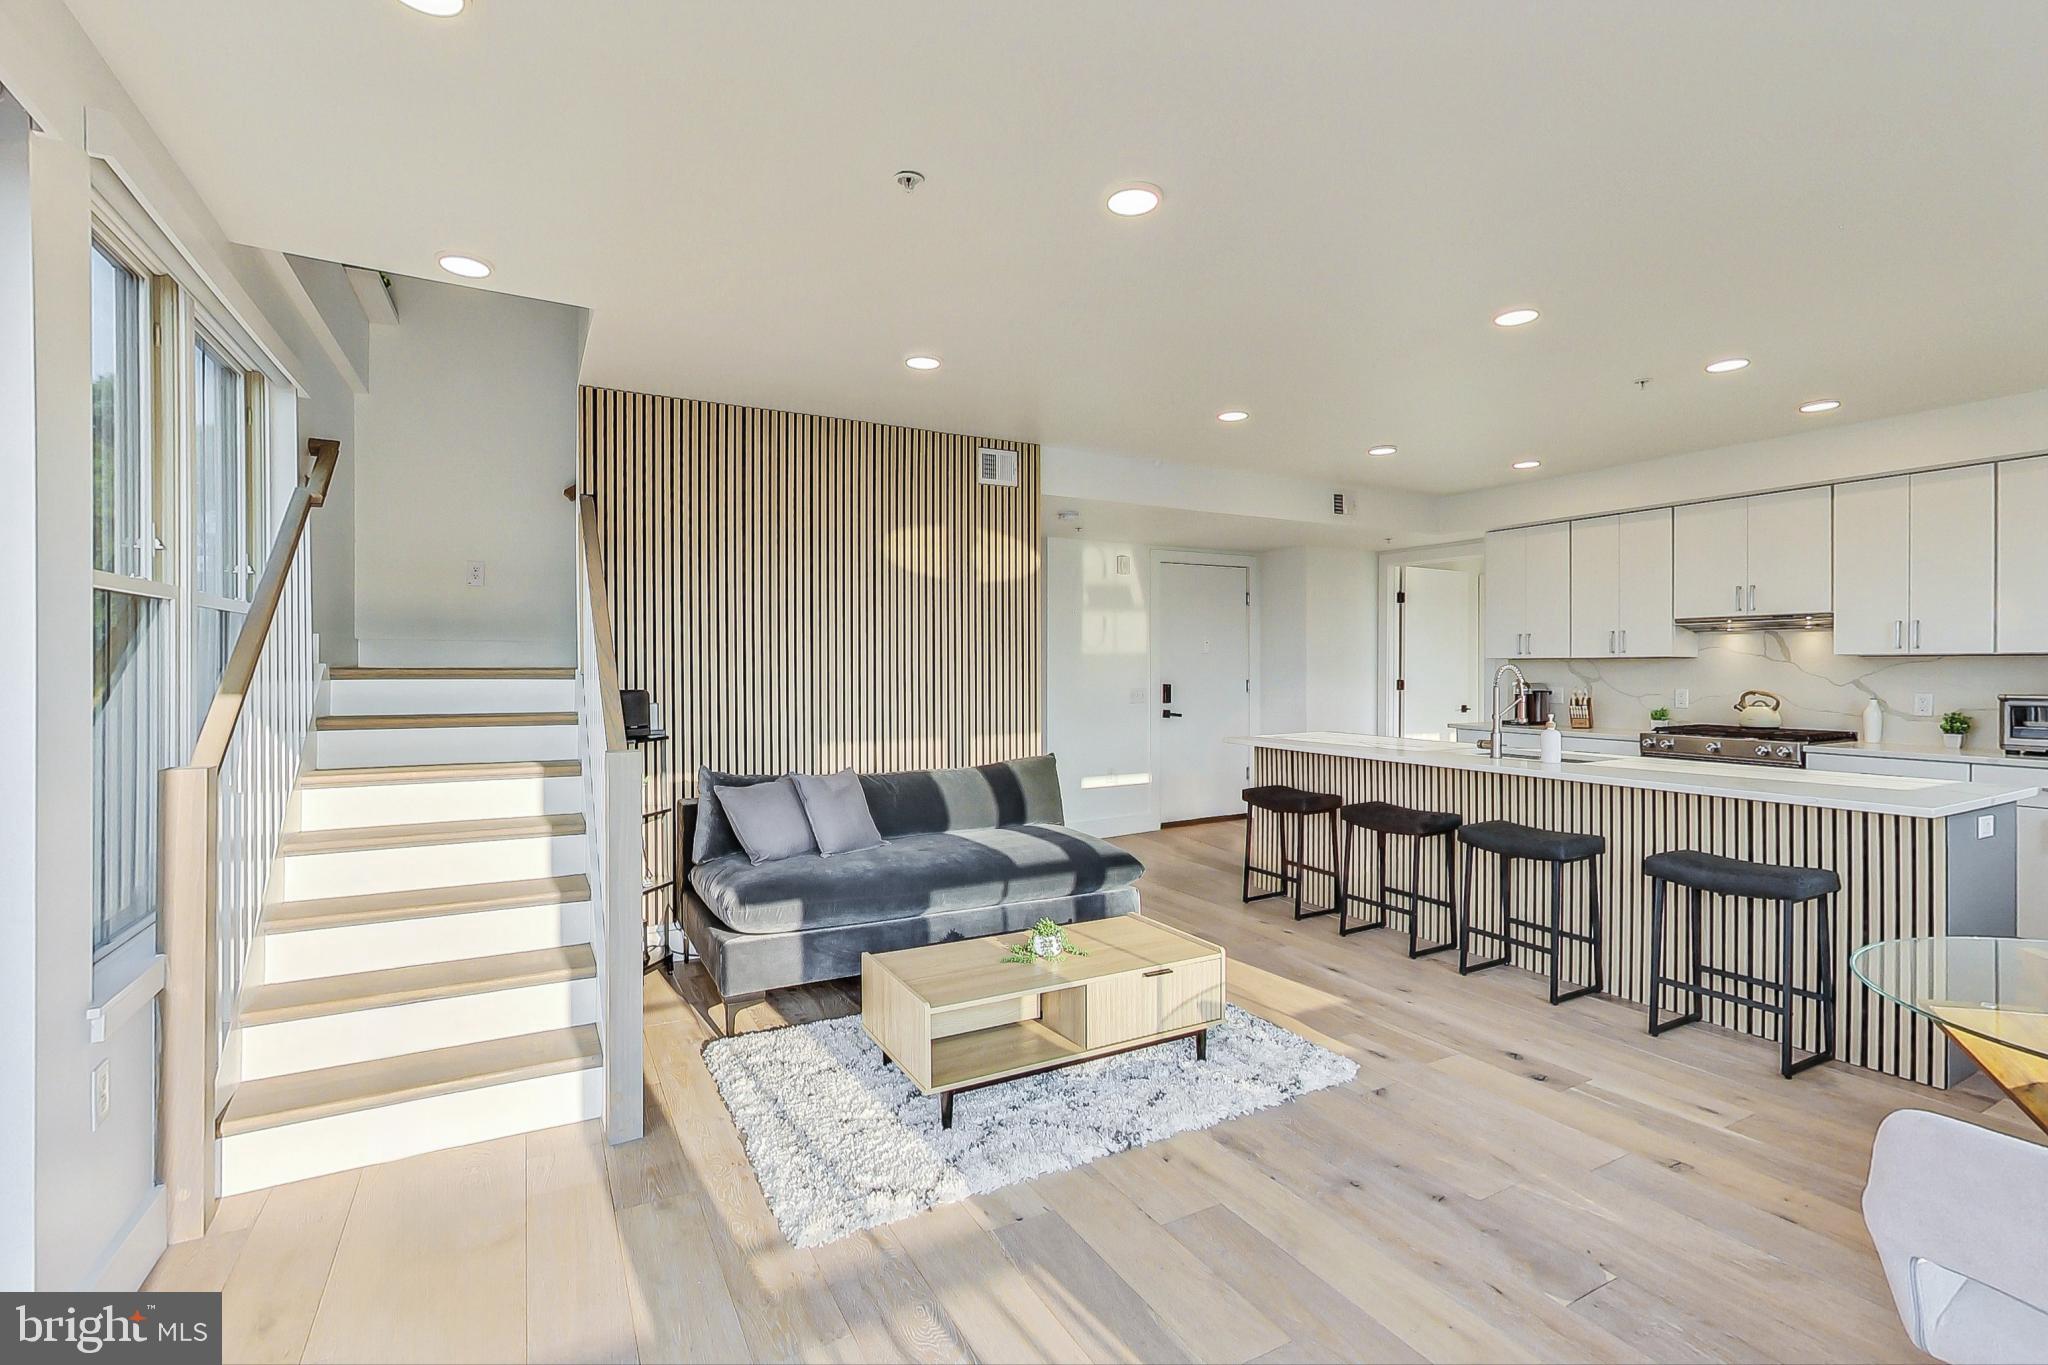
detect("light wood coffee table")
[861,916,1225,1128]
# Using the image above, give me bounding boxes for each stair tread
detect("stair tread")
[265,875,593,934]
[241,943,597,1026]
[280,812,584,856]
[316,711,575,731]
[299,759,582,788]
[330,666,575,680]
[220,1024,601,1136]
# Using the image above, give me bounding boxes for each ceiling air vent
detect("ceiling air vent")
[1332,492,1348,516]
[978,447,1019,487]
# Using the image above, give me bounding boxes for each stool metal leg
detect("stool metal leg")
[1458,848,1510,975]
[1778,898,1797,1078]
[1240,803,1255,902]
[1817,898,1838,1062]
[1406,835,1424,957]
[1588,860,1605,994]
[1648,875,1667,1034]
[1547,861,1564,1004]
[1292,809,1342,921]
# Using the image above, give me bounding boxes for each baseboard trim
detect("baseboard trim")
[1160,814,1246,829]
[92,1184,166,1291]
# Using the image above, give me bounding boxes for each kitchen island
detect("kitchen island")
[1233,731,2037,1087]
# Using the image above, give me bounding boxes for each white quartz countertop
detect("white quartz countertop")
[1445,720,2048,771]
[1234,732,2038,818]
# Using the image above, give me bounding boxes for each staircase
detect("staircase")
[216,665,608,1197]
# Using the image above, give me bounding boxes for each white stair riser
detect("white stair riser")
[218,1066,602,1197]
[315,725,577,770]
[260,900,595,982]
[297,775,583,830]
[279,833,586,899]
[239,977,598,1080]
[327,677,575,716]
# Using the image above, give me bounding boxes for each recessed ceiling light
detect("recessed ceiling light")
[1512,459,1542,470]
[1799,399,1841,414]
[1493,308,1540,327]
[904,355,942,371]
[399,0,466,15]
[1216,410,1249,423]
[436,253,492,278]
[1367,445,1397,456]
[1106,184,1162,217]
[1705,357,1751,373]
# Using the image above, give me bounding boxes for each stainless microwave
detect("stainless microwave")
[2000,695,2048,755]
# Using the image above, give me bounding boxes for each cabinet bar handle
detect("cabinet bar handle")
[1620,628,1627,653]
[1142,967,1173,978]
[1913,619,1922,650]
[1735,584,1743,611]
[1748,584,1757,611]
[1609,629,1616,654]
[1895,619,1903,649]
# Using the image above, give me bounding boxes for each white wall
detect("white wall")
[1260,546,1377,734]
[1044,537,1156,836]
[0,0,346,1293]
[353,275,586,664]
[286,256,364,665]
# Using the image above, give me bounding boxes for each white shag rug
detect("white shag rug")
[701,1003,1357,1248]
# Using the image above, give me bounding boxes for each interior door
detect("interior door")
[1399,566,1479,738]
[1154,561,1252,823]
[1909,464,1996,654]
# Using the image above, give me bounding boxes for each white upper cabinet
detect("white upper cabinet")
[1673,489,1832,620]
[1747,487,1834,616]
[1671,498,1754,619]
[1572,508,1690,657]
[1484,522,1571,658]
[1999,456,2048,653]
[1832,465,1995,654]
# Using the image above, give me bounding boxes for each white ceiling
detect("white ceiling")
[66,0,2048,493]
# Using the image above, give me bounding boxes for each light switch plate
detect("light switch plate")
[90,1059,111,1131]
[1913,693,1935,717]
[1980,814,1996,840]
[465,560,486,588]
[1674,689,1690,709]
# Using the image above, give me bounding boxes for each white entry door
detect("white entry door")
[1398,566,1480,738]
[1155,560,1253,823]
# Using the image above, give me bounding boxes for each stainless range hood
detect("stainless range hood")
[1675,612,1834,634]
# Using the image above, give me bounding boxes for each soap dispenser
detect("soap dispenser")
[1540,716,1563,765]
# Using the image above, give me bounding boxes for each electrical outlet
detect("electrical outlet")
[90,1059,111,1131]
[1980,814,1997,840]
[1913,693,1935,717]
[1674,689,1690,709]
[465,560,486,588]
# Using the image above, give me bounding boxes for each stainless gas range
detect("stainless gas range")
[1636,724,1858,769]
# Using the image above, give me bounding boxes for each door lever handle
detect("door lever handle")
[1162,709,1184,718]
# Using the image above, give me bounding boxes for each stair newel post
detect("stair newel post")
[159,762,220,1244]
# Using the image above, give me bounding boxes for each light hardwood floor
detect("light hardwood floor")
[149,820,2041,1363]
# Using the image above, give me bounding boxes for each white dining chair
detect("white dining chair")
[1864,1107,2048,1363]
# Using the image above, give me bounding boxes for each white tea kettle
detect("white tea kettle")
[1734,689,1784,729]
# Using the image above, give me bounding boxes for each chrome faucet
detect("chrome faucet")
[1486,662,1529,759]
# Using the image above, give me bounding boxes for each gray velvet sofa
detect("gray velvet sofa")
[675,755,1143,1032]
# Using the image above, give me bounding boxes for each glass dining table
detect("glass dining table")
[1853,937,2048,1135]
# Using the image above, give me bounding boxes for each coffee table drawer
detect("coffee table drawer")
[1085,957,1224,1048]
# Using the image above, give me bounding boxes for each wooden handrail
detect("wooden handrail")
[578,494,628,753]
[188,437,338,769]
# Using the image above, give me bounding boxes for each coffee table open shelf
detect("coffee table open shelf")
[862,917,1226,1127]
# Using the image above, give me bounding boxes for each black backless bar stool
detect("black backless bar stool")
[1241,784,1343,920]
[1336,801,1461,956]
[1644,849,1840,1077]
[1456,820,1606,1005]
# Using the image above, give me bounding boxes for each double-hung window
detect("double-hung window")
[191,330,260,728]
[90,237,174,957]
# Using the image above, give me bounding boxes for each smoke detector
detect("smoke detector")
[895,170,925,194]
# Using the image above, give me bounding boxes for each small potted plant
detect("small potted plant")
[1940,710,1972,752]
[1649,706,1671,723]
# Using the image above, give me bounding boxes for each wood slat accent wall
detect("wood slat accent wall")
[1252,748,1950,1086]
[578,386,1043,932]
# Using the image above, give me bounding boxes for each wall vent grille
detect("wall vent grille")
[979,447,1020,487]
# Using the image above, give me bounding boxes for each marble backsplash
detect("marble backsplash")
[1500,630,2048,748]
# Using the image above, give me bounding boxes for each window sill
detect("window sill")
[88,935,166,1043]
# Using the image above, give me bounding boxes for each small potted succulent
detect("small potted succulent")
[1939,710,1972,752]
[1649,706,1671,723]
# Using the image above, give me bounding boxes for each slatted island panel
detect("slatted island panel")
[1250,745,1963,1086]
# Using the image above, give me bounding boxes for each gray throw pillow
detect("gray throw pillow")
[717,778,818,864]
[792,768,885,855]
[693,768,775,864]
